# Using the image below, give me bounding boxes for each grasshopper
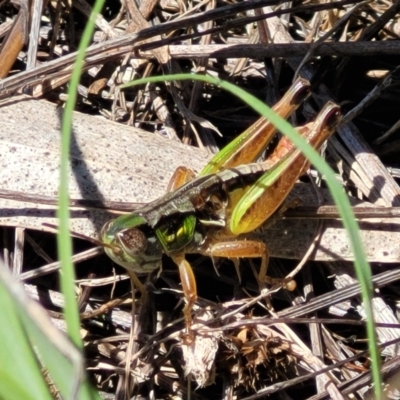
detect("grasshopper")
[101,78,341,333]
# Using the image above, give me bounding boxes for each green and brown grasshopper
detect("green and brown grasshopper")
[101,78,341,333]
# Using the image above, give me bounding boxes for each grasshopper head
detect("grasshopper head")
[101,214,162,274]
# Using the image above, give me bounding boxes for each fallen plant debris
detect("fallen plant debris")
[1,1,400,399]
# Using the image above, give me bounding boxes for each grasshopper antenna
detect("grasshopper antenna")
[42,223,118,252]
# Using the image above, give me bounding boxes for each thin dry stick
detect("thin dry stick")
[293,1,365,80]
[26,0,43,70]
[341,65,400,126]
[0,0,365,98]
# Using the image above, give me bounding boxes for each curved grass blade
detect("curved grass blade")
[122,73,382,396]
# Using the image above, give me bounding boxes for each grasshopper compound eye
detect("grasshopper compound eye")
[116,228,148,257]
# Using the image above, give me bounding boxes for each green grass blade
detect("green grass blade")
[0,286,53,400]
[54,0,105,397]
[122,73,382,397]
[59,0,105,347]
[0,260,100,400]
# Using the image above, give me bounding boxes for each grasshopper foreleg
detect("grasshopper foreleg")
[171,254,198,337]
